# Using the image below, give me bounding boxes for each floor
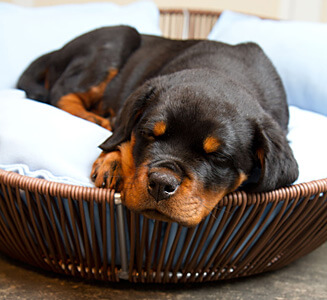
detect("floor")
[0,243,326,300]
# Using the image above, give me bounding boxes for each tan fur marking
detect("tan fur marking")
[57,93,112,130]
[203,136,220,153]
[79,67,118,108]
[57,93,86,115]
[57,68,118,130]
[153,121,167,136]
[119,134,136,179]
[230,172,248,192]
[257,148,265,169]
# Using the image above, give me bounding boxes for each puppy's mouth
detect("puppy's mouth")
[141,209,199,227]
[141,209,175,223]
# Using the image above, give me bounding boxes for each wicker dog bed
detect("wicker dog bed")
[0,9,327,283]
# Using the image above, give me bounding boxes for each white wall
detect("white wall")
[279,0,326,21]
[3,0,327,22]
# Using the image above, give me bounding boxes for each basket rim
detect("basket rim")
[1,168,326,207]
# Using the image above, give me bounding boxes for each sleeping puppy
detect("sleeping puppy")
[18,26,299,226]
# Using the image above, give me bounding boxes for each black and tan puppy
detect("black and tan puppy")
[18,26,298,226]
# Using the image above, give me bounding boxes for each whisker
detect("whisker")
[193,196,218,221]
[197,196,234,220]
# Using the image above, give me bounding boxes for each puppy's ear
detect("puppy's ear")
[248,117,299,192]
[99,84,156,152]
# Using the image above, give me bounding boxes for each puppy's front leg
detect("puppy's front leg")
[91,151,123,190]
[91,137,135,191]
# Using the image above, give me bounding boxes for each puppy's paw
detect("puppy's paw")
[91,151,123,190]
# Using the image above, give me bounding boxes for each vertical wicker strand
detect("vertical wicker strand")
[145,220,160,283]
[109,190,118,281]
[156,222,174,283]
[45,193,70,275]
[272,194,327,271]
[138,217,149,282]
[183,213,220,283]
[78,196,94,279]
[34,191,61,272]
[128,211,136,282]
[100,192,108,281]
[210,193,248,280]
[152,222,163,271]
[89,197,101,280]
[66,194,85,278]
[229,193,282,278]
[196,193,247,282]
[205,197,240,281]
[199,195,258,281]
[0,184,32,263]
[171,226,197,283]
[161,224,181,283]
[265,189,327,272]
[253,191,312,274]
[247,190,299,275]
[24,189,53,270]
[56,194,76,276]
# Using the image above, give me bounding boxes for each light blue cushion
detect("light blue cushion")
[208,11,327,117]
[0,89,110,186]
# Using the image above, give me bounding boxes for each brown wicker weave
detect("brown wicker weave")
[0,9,327,283]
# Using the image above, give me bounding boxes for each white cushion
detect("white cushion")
[288,106,327,184]
[208,11,327,117]
[0,1,161,90]
[0,89,110,186]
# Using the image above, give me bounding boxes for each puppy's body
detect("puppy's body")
[18,26,298,226]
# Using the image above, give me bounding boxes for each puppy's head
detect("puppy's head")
[100,71,298,226]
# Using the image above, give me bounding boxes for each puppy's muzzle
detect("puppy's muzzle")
[147,160,183,202]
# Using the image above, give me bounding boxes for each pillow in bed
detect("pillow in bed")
[0,1,161,90]
[0,89,110,186]
[208,11,327,117]
[288,106,327,184]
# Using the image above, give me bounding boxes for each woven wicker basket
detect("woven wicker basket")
[0,9,327,284]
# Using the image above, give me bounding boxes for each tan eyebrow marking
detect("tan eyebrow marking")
[153,121,167,136]
[203,136,220,153]
[231,172,248,192]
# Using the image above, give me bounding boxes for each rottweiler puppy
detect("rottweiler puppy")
[18,26,299,226]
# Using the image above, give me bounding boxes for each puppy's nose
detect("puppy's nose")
[148,171,180,202]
